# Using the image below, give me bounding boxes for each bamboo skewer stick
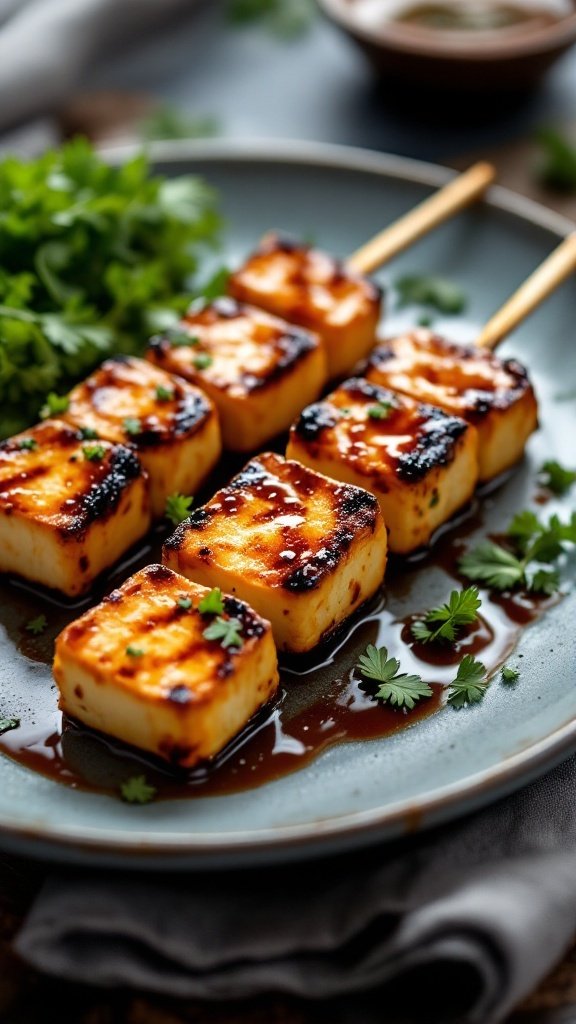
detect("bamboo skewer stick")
[347,162,495,276]
[476,232,576,351]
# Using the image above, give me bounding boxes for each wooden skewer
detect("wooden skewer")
[476,232,576,351]
[347,161,495,276]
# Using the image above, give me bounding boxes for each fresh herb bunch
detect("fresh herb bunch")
[460,509,576,594]
[0,138,220,437]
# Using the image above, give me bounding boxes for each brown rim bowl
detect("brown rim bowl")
[317,0,576,94]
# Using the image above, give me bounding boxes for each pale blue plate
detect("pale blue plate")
[0,139,574,869]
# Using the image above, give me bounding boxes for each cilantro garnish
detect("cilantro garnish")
[0,717,20,735]
[535,127,576,191]
[40,392,69,419]
[193,353,213,370]
[177,596,192,610]
[447,656,488,709]
[165,327,198,347]
[198,587,225,616]
[411,586,481,644]
[82,443,106,462]
[120,775,157,804]
[155,385,174,402]
[126,645,145,658]
[501,665,520,684]
[78,426,99,440]
[459,510,576,594]
[539,460,576,495]
[26,614,47,635]
[357,644,432,710]
[395,274,467,314]
[165,492,194,525]
[123,417,142,436]
[418,313,434,327]
[367,401,393,420]
[203,616,244,649]
[18,438,37,451]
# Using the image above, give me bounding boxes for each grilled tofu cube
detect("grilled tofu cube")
[228,234,382,379]
[163,451,387,653]
[0,421,151,596]
[364,330,538,482]
[63,357,221,517]
[287,378,478,554]
[147,298,327,452]
[54,565,279,768]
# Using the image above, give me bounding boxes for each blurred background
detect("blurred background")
[3,0,576,217]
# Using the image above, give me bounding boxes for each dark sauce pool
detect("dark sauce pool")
[0,456,556,801]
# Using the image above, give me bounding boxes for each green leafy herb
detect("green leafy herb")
[203,615,244,649]
[0,717,19,735]
[539,459,576,495]
[0,138,220,438]
[227,0,316,38]
[501,664,520,684]
[82,443,106,462]
[196,266,230,303]
[418,313,434,327]
[126,645,145,658]
[26,614,47,635]
[40,392,69,419]
[120,775,157,804]
[459,510,576,593]
[535,127,576,191]
[367,400,393,420]
[78,426,99,440]
[123,417,142,436]
[18,437,37,451]
[411,586,481,644]
[357,644,433,710]
[198,587,225,616]
[395,274,467,314]
[177,596,192,610]
[155,384,174,402]
[139,104,220,142]
[193,353,213,370]
[165,492,194,525]
[448,655,488,709]
[165,327,198,347]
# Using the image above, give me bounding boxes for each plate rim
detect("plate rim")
[2,137,575,867]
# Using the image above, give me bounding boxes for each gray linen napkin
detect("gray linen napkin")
[15,754,576,1024]
[0,0,194,132]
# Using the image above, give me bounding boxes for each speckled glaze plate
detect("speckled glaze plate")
[0,139,575,869]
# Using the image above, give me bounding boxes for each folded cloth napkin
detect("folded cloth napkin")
[0,0,194,132]
[15,753,576,1024]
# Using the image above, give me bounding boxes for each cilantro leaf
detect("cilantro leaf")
[203,616,244,649]
[501,664,520,684]
[0,717,20,735]
[123,417,142,436]
[139,104,219,143]
[357,644,432,710]
[367,401,393,420]
[177,596,192,610]
[155,384,174,402]
[126,645,145,658]
[165,492,194,526]
[165,327,198,347]
[193,353,213,370]
[40,391,69,418]
[395,274,467,314]
[198,587,225,616]
[18,437,37,451]
[448,655,488,709]
[82,443,106,462]
[411,586,482,644]
[120,775,157,804]
[26,614,47,635]
[539,459,576,495]
[459,541,525,590]
[78,426,99,440]
[536,127,576,191]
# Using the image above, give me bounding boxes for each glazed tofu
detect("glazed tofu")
[364,329,538,482]
[63,357,221,517]
[163,451,387,653]
[0,420,151,596]
[287,378,478,554]
[54,565,279,767]
[228,234,382,379]
[147,298,327,452]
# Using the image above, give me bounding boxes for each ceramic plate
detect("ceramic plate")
[0,139,574,869]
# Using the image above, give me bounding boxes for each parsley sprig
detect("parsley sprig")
[357,644,433,709]
[460,510,576,594]
[447,656,488,709]
[198,587,225,615]
[539,460,576,495]
[26,614,47,635]
[120,775,157,805]
[411,586,481,644]
[203,616,244,649]
[165,493,194,526]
